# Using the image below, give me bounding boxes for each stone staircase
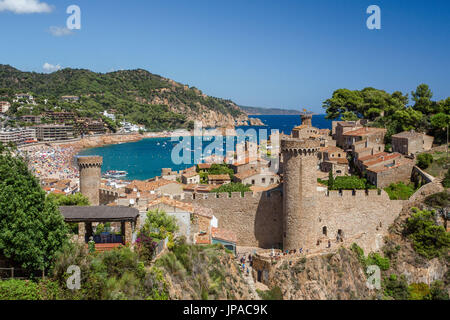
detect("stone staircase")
[241,265,261,300]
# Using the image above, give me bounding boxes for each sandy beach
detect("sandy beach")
[19,132,178,183]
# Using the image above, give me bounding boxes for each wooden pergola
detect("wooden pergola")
[59,206,140,245]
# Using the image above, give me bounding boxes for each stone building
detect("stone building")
[341,127,386,151]
[333,121,363,148]
[208,174,231,185]
[365,158,415,188]
[181,171,200,184]
[391,130,434,155]
[233,168,280,187]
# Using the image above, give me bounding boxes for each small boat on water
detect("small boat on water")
[103,170,128,178]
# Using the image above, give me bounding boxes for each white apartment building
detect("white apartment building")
[0,101,10,113]
[0,127,37,145]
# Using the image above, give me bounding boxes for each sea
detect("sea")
[78,114,333,180]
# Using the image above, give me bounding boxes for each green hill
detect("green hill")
[0,65,247,130]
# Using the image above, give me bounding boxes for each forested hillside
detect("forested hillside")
[0,65,248,130]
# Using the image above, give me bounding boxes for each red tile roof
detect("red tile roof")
[126,179,179,192]
[343,127,386,137]
[234,169,259,180]
[363,153,401,167]
[211,227,237,243]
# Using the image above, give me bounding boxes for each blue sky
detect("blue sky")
[0,0,449,112]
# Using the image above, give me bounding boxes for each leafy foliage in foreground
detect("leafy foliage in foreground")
[0,144,68,271]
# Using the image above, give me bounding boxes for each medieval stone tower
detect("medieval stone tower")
[77,156,103,206]
[300,113,312,127]
[281,137,320,251]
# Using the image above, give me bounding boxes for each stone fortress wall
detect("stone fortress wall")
[180,188,404,254]
[181,191,284,248]
[313,189,404,253]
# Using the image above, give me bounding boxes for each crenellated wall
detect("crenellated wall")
[313,189,405,253]
[180,188,404,254]
[99,189,120,205]
[181,190,283,248]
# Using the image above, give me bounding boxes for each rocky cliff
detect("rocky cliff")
[155,244,253,300]
[259,188,449,300]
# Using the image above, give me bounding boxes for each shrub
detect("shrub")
[211,182,251,195]
[329,176,373,190]
[256,286,283,300]
[408,283,431,300]
[404,209,450,259]
[429,280,449,300]
[351,243,367,267]
[383,274,410,300]
[141,209,179,241]
[366,253,390,271]
[424,191,450,208]
[442,168,450,188]
[416,153,433,169]
[0,279,41,300]
[135,234,158,262]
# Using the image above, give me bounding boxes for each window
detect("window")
[337,229,344,242]
[322,226,327,236]
[251,180,255,185]
[262,178,266,184]
[270,178,274,184]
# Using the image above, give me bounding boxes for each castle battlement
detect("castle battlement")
[281,138,320,154]
[181,189,282,201]
[323,189,385,198]
[77,156,103,168]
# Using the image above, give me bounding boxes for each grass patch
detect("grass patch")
[384,182,417,200]
[424,152,450,178]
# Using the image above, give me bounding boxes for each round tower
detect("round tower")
[77,156,103,206]
[281,138,320,251]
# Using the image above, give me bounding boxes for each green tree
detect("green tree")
[142,209,179,241]
[0,146,68,271]
[392,108,423,132]
[411,84,433,115]
[328,171,335,189]
[430,112,450,143]
[47,193,90,206]
[416,153,433,169]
